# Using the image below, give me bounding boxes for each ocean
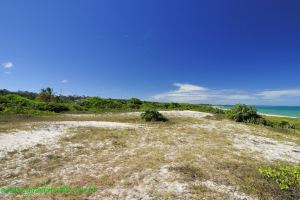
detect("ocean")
[218,105,300,118]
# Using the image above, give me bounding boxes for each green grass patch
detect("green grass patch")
[259,164,300,190]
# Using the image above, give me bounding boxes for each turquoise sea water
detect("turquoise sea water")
[218,105,300,118]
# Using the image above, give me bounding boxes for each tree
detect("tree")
[37,87,54,102]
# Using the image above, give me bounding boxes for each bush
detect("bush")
[140,103,157,111]
[226,104,262,123]
[278,121,289,129]
[259,164,300,190]
[82,97,125,111]
[127,98,142,109]
[141,110,167,122]
[44,103,70,113]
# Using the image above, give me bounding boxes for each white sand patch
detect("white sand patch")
[64,111,212,120]
[90,165,187,200]
[233,134,300,163]
[194,180,257,200]
[188,123,218,131]
[120,110,213,118]
[63,114,103,117]
[0,121,138,158]
[159,110,212,118]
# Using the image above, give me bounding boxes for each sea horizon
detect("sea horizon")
[217,105,300,118]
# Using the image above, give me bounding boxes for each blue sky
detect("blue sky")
[1,0,300,105]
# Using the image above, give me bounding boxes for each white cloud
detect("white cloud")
[2,62,13,69]
[4,71,11,75]
[61,79,68,84]
[225,94,252,100]
[257,89,300,99]
[174,83,207,92]
[152,83,252,103]
[151,83,300,105]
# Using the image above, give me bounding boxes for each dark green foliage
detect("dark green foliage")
[168,102,180,109]
[0,94,69,114]
[43,103,70,113]
[226,104,262,123]
[127,98,142,109]
[278,121,289,129]
[141,110,168,122]
[0,95,38,114]
[224,104,299,132]
[82,97,125,110]
[0,88,225,115]
[0,89,38,100]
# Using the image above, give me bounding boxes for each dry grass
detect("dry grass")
[0,112,299,199]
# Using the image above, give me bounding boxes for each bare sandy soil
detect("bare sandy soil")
[0,121,138,158]
[0,111,299,200]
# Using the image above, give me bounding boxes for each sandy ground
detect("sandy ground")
[0,110,299,200]
[233,134,300,163]
[0,121,138,158]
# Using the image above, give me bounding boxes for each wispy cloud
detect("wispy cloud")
[151,83,300,105]
[2,62,13,69]
[173,83,207,92]
[152,83,253,103]
[4,71,11,75]
[256,89,300,99]
[61,79,68,84]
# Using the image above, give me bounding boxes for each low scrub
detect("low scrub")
[141,110,168,122]
[259,164,300,192]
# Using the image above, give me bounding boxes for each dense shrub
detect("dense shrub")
[140,102,157,111]
[44,103,70,113]
[226,104,262,123]
[167,102,180,109]
[127,98,142,109]
[141,110,167,122]
[278,121,290,129]
[82,97,125,111]
[0,94,70,114]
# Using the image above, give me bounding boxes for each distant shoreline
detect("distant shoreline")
[258,113,298,119]
[215,105,299,119]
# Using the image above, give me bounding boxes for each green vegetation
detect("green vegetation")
[127,98,143,109]
[0,88,299,133]
[226,104,262,123]
[264,115,300,130]
[0,88,223,115]
[224,104,299,133]
[36,87,54,102]
[141,110,168,122]
[259,164,300,192]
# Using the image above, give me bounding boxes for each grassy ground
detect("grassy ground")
[0,112,299,199]
[265,115,300,130]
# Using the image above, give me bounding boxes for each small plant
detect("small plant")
[141,110,167,122]
[259,164,300,190]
